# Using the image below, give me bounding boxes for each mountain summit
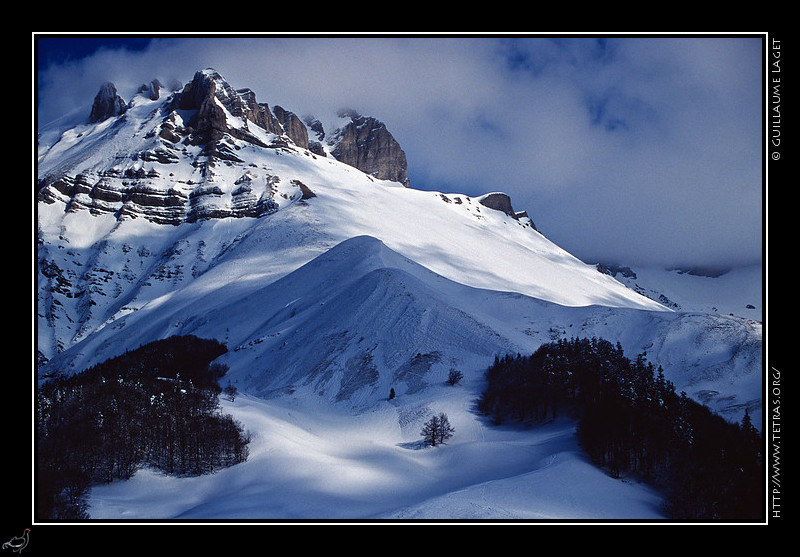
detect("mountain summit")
[38,68,409,227]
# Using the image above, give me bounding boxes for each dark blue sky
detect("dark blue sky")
[37,36,153,70]
[35,34,764,270]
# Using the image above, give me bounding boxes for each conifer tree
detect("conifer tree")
[447,369,463,385]
[436,413,455,445]
[421,415,440,446]
[420,413,455,446]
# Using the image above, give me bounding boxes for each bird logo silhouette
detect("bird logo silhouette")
[2,529,29,553]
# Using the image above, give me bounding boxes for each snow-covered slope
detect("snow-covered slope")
[88,390,665,520]
[39,225,762,424]
[36,68,763,520]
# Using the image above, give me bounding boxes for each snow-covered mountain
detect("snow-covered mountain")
[36,68,669,369]
[36,68,763,520]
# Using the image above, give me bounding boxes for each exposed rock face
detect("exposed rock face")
[477,193,538,230]
[292,179,316,200]
[175,70,269,147]
[38,71,307,226]
[233,88,283,137]
[329,110,409,187]
[478,193,516,216]
[273,105,309,150]
[86,72,410,187]
[176,72,229,145]
[89,82,127,123]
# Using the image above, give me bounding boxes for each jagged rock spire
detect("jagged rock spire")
[137,79,163,101]
[175,70,230,145]
[89,82,127,123]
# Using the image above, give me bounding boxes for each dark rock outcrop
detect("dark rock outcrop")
[89,82,127,123]
[478,193,516,217]
[476,193,538,230]
[304,118,328,157]
[137,79,163,101]
[181,75,268,147]
[597,263,637,280]
[234,88,283,136]
[176,71,235,145]
[329,110,409,187]
[273,106,309,150]
[292,179,316,200]
[86,73,411,189]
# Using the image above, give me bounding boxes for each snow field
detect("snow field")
[88,381,665,521]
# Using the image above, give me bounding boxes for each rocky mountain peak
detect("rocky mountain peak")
[176,69,219,111]
[174,71,230,145]
[39,68,483,230]
[327,109,410,187]
[170,71,411,187]
[169,69,271,147]
[89,82,127,123]
[170,69,313,152]
[81,69,411,188]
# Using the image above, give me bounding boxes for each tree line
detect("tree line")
[37,335,250,520]
[477,336,763,521]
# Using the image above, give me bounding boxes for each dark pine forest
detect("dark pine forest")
[36,335,250,520]
[477,337,763,521]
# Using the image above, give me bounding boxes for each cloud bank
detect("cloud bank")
[35,35,764,270]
